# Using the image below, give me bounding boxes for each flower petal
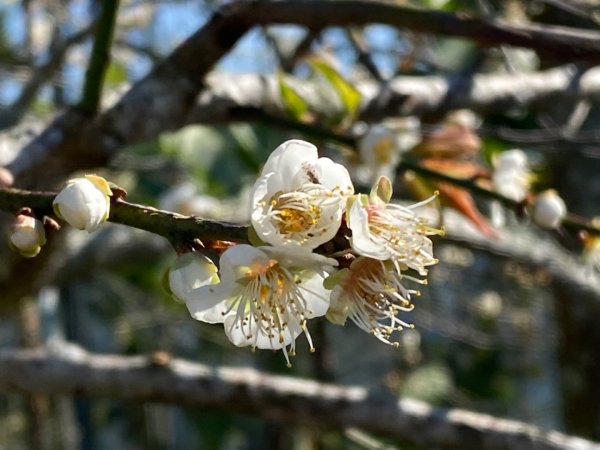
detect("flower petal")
[296,272,331,319]
[262,140,318,183]
[185,283,231,324]
[348,198,388,259]
[223,314,302,350]
[169,253,219,301]
[312,157,354,194]
[218,244,271,282]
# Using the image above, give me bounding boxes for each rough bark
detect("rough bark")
[0,346,598,450]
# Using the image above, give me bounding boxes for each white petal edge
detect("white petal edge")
[348,199,389,259]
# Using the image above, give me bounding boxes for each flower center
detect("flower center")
[266,187,337,242]
[364,203,440,275]
[246,258,279,277]
[276,206,319,234]
[339,258,419,346]
[227,263,317,366]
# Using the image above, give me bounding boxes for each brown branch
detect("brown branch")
[0,346,598,450]
[344,28,384,81]
[1,183,598,303]
[396,158,600,237]
[0,187,248,245]
[247,1,600,62]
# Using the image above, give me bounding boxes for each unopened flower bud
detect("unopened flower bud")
[168,252,219,302]
[53,175,112,232]
[493,149,530,202]
[10,214,46,257]
[495,149,528,171]
[0,167,13,188]
[531,190,566,229]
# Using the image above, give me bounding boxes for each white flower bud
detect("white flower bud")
[10,214,46,258]
[495,149,528,171]
[0,167,13,188]
[531,190,567,229]
[53,175,112,232]
[168,253,219,302]
[493,149,530,202]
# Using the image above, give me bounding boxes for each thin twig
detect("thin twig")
[0,187,248,246]
[344,28,384,81]
[396,158,600,236]
[79,0,121,115]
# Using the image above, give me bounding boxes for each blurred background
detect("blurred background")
[1,0,600,449]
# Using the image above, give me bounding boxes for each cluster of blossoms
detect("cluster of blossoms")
[173,140,441,366]
[7,140,440,366]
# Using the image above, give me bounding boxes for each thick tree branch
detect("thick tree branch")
[441,211,600,300]
[0,347,597,450]
[10,1,600,186]
[191,65,600,124]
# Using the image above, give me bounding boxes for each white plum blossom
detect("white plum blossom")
[184,244,336,366]
[10,214,46,258]
[358,119,420,182]
[53,175,112,232]
[168,252,219,302]
[327,257,424,345]
[251,140,353,252]
[531,190,567,229]
[346,176,441,276]
[492,149,530,202]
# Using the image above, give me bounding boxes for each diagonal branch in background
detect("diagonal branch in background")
[190,65,600,125]
[0,346,598,450]
[441,213,600,301]
[10,1,600,187]
[396,158,600,237]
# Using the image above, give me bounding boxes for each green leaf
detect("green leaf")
[310,59,362,119]
[278,71,308,121]
[104,61,128,87]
